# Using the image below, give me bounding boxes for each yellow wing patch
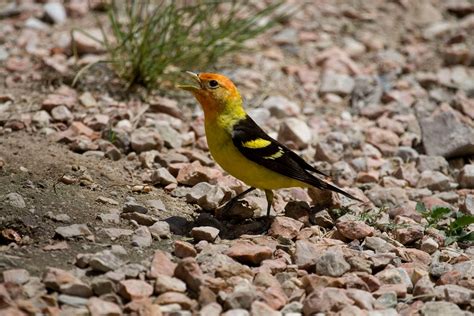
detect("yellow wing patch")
[263,148,284,160]
[242,138,271,149]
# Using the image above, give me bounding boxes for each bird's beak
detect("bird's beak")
[177,71,201,92]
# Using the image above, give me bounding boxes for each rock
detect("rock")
[226,241,273,265]
[44,2,67,24]
[458,164,474,188]
[225,288,259,310]
[191,226,220,242]
[176,161,221,186]
[131,127,163,153]
[460,194,474,215]
[365,127,400,155]
[416,155,449,173]
[155,122,183,149]
[250,301,281,316]
[121,211,157,226]
[55,224,92,239]
[174,240,197,258]
[102,228,133,240]
[51,105,73,122]
[87,297,122,316]
[91,277,115,295]
[71,28,105,54]
[155,274,186,294]
[151,167,177,185]
[262,96,300,118]
[315,249,351,277]
[268,216,303,239]
[32,110,51,127]
[174,258,203,292]
[434,284,473,305]
[336,220,374,240]
[186,182,224,210]
[420,237,439,254]
[43,267,92,297]
[315,141,344,163]
[413,275,435,298]
[58,294,89,307]
[2,269,30,285]
[222,309,250,316]
[149,221,171,239]
[417,171,451,191]
[118,279,153,301]
[4,192,26,208]
[346,288,375,310]
[156,292,195,310]
[418,110,474,158]
[150,250,176,277]
[420,301,465,316]
[131,226,152,248]
[366,186,409,207]
[394,225,424,245]
[395,146,419,162]
[277,118,311,149]
[122,201,148,214]
[199,302,222,316]
[303,288,354,314]
[89,250,124,272]
[320,72,355,96]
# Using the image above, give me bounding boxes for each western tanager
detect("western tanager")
[179,72,361,216]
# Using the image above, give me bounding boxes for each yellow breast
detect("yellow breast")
[204,121,307,190]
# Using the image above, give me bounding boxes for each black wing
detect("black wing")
[232,115,361,201]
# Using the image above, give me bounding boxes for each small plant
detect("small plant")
[84,0,286,89]
[416,202,474,245]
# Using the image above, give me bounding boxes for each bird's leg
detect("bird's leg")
[220,187,256,213]
[264,189,274,217]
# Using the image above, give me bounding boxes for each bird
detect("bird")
[178,71,362,217]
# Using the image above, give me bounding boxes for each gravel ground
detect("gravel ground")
[0,1,473,315]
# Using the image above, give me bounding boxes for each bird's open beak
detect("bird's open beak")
[177,71,201,91]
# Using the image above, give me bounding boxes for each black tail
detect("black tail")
[307,175,363,202]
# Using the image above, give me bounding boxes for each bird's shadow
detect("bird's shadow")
[163,213,274,240]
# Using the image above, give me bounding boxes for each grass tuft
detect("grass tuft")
[91,0,286,90]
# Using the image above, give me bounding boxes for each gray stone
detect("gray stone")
[51,105,73,122]
[89,250,124,272]
[417,171,451,191]
[278,118,312,149]
[130,127,162,153]
[151,167,177,185]
[44,2,67,24]
[149,221,171,239]
[420,301,465,316]
[320,72,355,96]
[4,192,26,208]
[395,146,419,162]
[122,201,148,214]
[366,186,409,207]
[58,294,88,307]
[191,226,220,242]
[458,164,474,188]
[131,226,152,248]
[224,288,258,310]
[364,237,396,253]
[416,155,449,173]
[155,274,186,294]
[434,284,473,305]
[32,110,51,127]
[155,122,183,149]
[262,96,300,118]
[418,110,474,158]
[55,224,92,239]
[315,249,350,277]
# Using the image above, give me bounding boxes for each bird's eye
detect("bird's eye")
[208,80,219,89]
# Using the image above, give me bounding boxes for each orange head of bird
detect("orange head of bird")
[178,72,242,117]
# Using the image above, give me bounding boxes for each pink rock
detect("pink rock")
[87,297,122,316]
[191,226,220,242]
[226,241,273,265]
[336,220,374,240]
[2,269,30,285]
[365,127,400,155]
[155,292,195,310]
[174,240,197,258]
[118,279,153,301]
[176,161,222,186]
[149,250,176,278]
[174,257,203,292]
[303,288,354,314]
[268,216,304,240]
